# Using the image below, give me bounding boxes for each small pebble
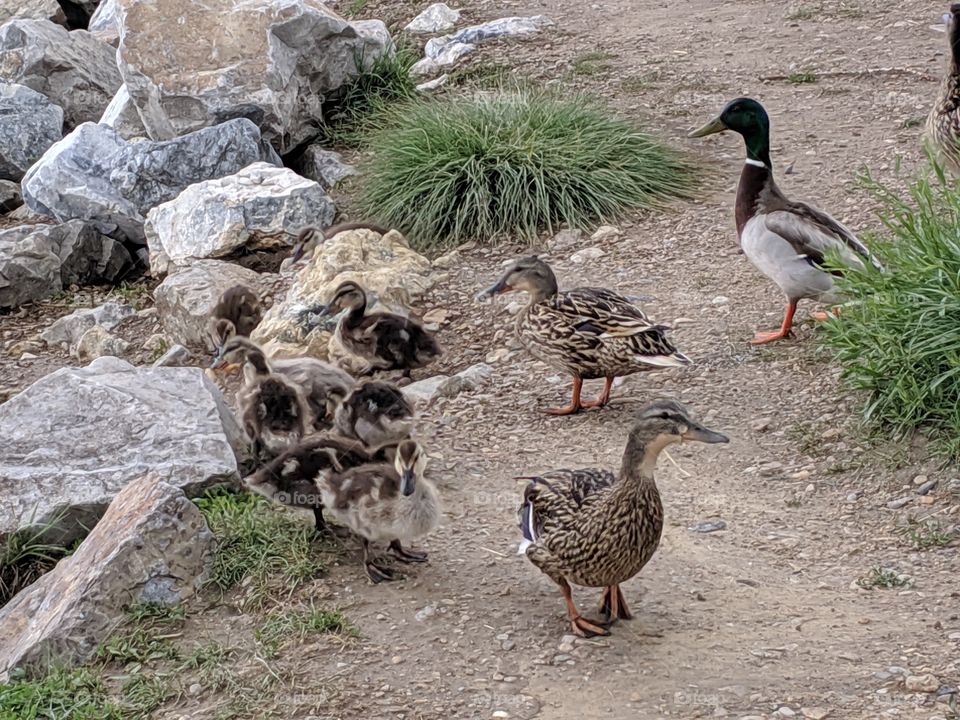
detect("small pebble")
[689,519,727,533]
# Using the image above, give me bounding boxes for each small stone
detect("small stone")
[492,712,509,719]
[905,674,939,693]
[557,642,574,653]
[75,325,130,362]
[913,474,929,486]
[711,295,730,305]
[918,496,936,505]
[415,605,437,621]
[501,640,515,651]
[776,708,796,718]
[552,654,572,664]
[689,519,726,533]
[569,246,605,263]
[404,3,461,34]
[188,683,203,696]
[750,418,771,432]
[416,74,449,92]
[422,308,448,325]
[391,655,403,665]
[547,229,584,251]
[845,492,861,503]
[152,344,190,368]
[142,333,168,352]
[590,225,621,243]
[916,479,938,496]
[887,497,913,510]
[801,708,831,720]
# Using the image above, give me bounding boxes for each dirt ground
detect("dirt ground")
[3,0,960,718]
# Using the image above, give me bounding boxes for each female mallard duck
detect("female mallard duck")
[302,281,441,376]
[207,284,263,353]
[927,5,960,172]
[317,439,439,583]
[476,257,690,415]
[213,336,354,430]
[213,342,312,458]
[243,380,415,534]
[689,97,881,344]
[518,400,728,637]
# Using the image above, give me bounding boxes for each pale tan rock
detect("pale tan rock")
[0,476,214,680]
[253,228,434,361]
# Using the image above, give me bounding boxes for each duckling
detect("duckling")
[477,256,690,415]
[318,439,439,583]
[213,336,355,430]
[289,222,391,264]
[207,284,263,353]
[927,5,960,173]
[690,98,881,344]
[242,380,415,534]
[302,281,441,376]
[219,344,312,459]
[518,400,728,637]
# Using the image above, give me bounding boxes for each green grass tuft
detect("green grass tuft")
[787,71,817,84]
[0,511,73,608]
[357,90,695,251]
[857,566,912,589]
[0,668,123,720]
[194,489,326,607]
[255,604,354,657]
[318,43,418,148]
[903,518,957,549]
[819,162,960,459]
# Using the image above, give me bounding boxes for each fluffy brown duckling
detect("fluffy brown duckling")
[208,284,263,354]
[242,380,415,534]
[301,281,441,376]
[212,343,312,459]
[517,400,728,637]
[477,256,690,415]
[289,222,391,265]
[317,439,440,583]
[213,336,355,430]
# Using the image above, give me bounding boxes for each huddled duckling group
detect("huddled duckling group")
[196,15,958,634]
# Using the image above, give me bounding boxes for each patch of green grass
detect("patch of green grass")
[318,43,418,147]
[194,489,326,607]
[449,61,517,90]
[900,117,924,130]
[857,566,912,589]
[0,511,72,607]
[0,667,123,720]
[786,6,818,20]
[345,0,368,17]
[572,51,616,76]
[96,626,181,665]
[357,89,695,251]
[110,280,152,311]
[787,71,818,84]
[620,75,653,93]
[125,601,186,625]
[819,162,960,460]
[255,604,354,656]
[120,674,175,717]
[903,518,956,549]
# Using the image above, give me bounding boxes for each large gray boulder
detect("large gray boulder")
[21,119,281,243]
[115,0,391,153]
[291,146,357,190]
[88,0,121,45]
[0,0,67,27]
[145,162,335,275]
[0,476,214,681]
[0,221,131,308]
[98,83,146,138]
[153,260,269,350]
[0,82,63,181]
[0,19,122,127]
[0,356,244,547]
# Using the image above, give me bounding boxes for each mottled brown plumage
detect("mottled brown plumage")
[302,281,441,376]
[477,257,690,414]
[242,380,415,535]
[208,285,263,351]
[928,5,960,173]
[317,439,439,583]
[518,400,728,637]
[213,336,354,431]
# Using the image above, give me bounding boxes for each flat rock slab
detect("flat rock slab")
[0,356,244,547]
[0,476,214,681]
[0,82,63,181]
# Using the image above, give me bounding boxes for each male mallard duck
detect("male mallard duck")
[518,400,728,637]
[302,281,441,376]
[213,336,355,430]
[207,284,263,353]
[927,5,960,173]
[289,222,391,264]
[476,256,690,415]
[317,439,439,583]
[690,97,881,344]
[243,380,415,534]
[212,342,312,458]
